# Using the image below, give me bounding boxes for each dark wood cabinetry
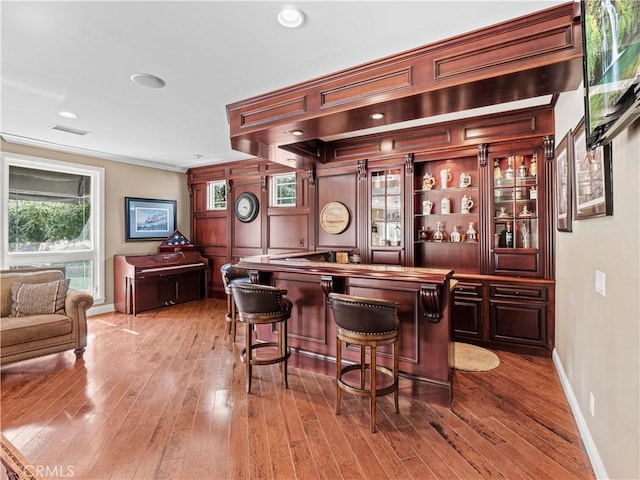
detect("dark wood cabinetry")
[452,277,554,355]
[409,135,554,356]
[114,251,208,315]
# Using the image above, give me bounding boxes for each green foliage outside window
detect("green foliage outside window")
[273,174,296,206]
[8,200,90,250]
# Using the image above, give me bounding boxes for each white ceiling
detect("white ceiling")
[1,0,566,172]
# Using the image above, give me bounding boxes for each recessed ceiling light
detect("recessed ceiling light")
[370,113,385,120]
[290,130,304,136]
[58,111,78,119]
[130,73,166,89]
[277,8,305,28]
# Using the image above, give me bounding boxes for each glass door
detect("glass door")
[371,168,402,247]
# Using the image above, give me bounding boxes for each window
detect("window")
[1,153,105,303]
[271,173,296,206]
[206,180,227,210]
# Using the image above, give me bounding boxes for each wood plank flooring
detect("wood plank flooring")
[1,299,595,479]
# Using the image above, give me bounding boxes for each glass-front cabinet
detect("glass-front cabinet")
[371,169,402,247]
[369,167,404,265]
[490,148,543,276]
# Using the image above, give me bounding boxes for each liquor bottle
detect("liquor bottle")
[493,159,502,180]
[530,154,538,177]
[518,156,528,178]
[433,221,445,242]
[504,156,514,180]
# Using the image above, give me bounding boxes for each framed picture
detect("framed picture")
[125,197,177,241]
[555,130,573,232]
[572,118,614,220]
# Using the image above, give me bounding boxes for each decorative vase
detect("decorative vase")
[440,197,451,214]
[465,222,477,242]
[450,225,462,242]
[440,169,452,189]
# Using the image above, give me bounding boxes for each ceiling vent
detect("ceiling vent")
[49,124,91,136]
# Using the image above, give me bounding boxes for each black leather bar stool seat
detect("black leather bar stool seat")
[328,292,400,433]
[231,283,292,393]
[220,263,250,341]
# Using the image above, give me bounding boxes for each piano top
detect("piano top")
[115,251,208,270]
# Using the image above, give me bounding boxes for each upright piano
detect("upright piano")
[114,251,209,315]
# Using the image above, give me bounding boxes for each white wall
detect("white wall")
[554,89,640,479]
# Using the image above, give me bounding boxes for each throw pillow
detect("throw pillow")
[10,279,70,317]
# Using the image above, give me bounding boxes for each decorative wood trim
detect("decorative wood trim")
[240,96,307,128]
[477,143,488,167]
[544,135,555,160]
[320,68,413,109]
[420,284,442,322]
[434,26,576,80]
[320,275,333,303]
[357,159,367,182]
[307,167,316,187]
[404,153,414,176]
[261,176,267,192]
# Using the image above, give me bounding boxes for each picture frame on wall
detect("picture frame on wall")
[125,197,177,241]
[572,118,614,220]
[555,130,573,232]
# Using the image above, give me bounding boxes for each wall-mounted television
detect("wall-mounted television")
[582,0,640,148]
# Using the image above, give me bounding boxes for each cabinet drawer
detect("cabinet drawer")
[453,281,482,298]
[493,250,538,273]
[490,284,547,301]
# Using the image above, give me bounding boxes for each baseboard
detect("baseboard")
[552,348,608,479]
[88,303,115,316]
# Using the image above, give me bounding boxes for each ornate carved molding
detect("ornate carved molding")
[543,135,555,160]
[320,275,334,303]
[420,284,442,322]
[404,153,414,176]
[261,176,267,192]
[248,270,261,284]
[307,167,316,187]
[357,159,367,182]
[477,143,488,168]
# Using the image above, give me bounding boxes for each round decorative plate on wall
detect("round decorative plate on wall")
[320,201,350,234]
[234,192,259,223]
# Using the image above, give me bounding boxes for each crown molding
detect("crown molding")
[0,133,187,173]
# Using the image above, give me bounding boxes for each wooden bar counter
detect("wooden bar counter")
[237,251,455,406]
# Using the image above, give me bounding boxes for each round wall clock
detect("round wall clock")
[234,192,259,223]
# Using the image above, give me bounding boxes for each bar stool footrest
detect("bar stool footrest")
[241,342,291,366]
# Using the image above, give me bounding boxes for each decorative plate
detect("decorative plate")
[320,201,350,234]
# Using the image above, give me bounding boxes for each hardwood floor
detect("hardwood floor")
[1,299,594,479]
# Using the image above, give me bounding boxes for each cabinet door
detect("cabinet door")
[413,157,480,273]
[370,167,403,264]
[489,283,548,347]
[490,148,542,276]
[452,281,483,339]
[489,301,547,347]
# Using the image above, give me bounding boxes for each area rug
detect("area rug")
[1,434,41,480]
[454,342,500,372]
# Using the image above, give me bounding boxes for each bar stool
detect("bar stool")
[220,263,250,341]
[328,292,400,433]
[231,283,292,393]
